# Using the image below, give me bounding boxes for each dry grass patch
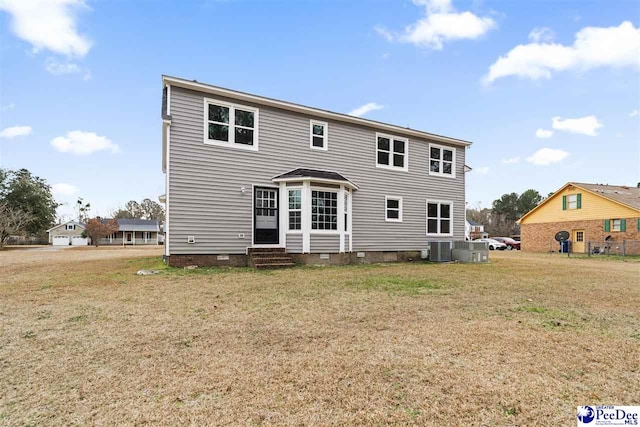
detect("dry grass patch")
[1,249,639,425]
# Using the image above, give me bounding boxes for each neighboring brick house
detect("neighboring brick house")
[518,183,640,254]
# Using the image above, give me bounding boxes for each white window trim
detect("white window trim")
[385,196,403,222]
[286,186,303,234]
[310,186,340,235]
[344,190,351,235]
[567,194,578,210]
[375,132,409,172]
[203,97,259,151]
[426,199,454,237]
[611,219,622,232]
[428,143,456,179]
[309,120,328,151]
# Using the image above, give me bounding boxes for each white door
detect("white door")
[52,235,70,246]
[71,236,88,246]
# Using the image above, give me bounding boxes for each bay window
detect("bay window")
[288,189,302,231]
[312,190,337,230]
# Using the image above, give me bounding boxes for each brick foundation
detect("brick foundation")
[167,250,425,267]
[521,218,640,253]
[167,254,248,267]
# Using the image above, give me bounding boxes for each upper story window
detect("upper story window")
[429,144,455,178]
[288,189,302,231]
[312,190,337,231]
[385,196,402,222]
[310,120,328,150]
[426,200,452,236]
[376,133,408,171]
[66,224,75,230]
[563,193,581,210]
[204,98,258,150]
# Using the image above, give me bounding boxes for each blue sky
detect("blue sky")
[0,0,638,220]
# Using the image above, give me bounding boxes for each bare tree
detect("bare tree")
[0,203,33,249]
[76,198,91,223]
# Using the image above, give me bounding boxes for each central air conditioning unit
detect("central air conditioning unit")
[429,241,452,262]
[451,241,489,263]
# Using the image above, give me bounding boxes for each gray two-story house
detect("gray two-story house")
[161,75,472,267]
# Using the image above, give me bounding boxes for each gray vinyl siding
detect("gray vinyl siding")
[345,234,350,251]
[168,86,466,255]
[286,234,303,253]
[310,235,340,253]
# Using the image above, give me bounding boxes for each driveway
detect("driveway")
[0,245,163,268]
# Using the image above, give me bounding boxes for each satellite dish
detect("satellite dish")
[555,231,570,242]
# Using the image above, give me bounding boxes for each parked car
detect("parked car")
[474,238,507,250]
[492,237,521,250]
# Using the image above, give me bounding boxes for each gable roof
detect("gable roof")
[162,75,473,148]
[46,221,85,232]
[571,183,640,210]
[518,182,640,223]
[100,218,160,232]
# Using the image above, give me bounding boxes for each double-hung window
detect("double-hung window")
[310,120,328,150]
[376,133,408,171]
[426,200,453,236]
[385,196,402,222]
[612,219,622,232]
[205,99,258,150]
[312,190,337,230]
[429,144,455,177]
[344,191,351,232]
[288,189,302,231]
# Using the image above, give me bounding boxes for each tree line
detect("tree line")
[0,167,165,249]
[466,189,545,237]
[0,169,58,248]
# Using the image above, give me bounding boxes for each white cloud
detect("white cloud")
[376,0,496,50]
[374,26,394,42]
[526,148,569,165]
[502,156,520,164]
[51,183,79,196]
[348,102,384,117]
[528,27,555,43]
[485,21,640,84]
[552,115,603,136]
[50,131,119,155]
[44,58,91,79]
[45,58,81,74]
[473,166,490,175]
[0,103,15,112]
[630,110,639,117]
[535,128,554,138]
[0,0,91,57]
[0,125,31,138]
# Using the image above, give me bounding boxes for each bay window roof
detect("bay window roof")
[272,168,358,190]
